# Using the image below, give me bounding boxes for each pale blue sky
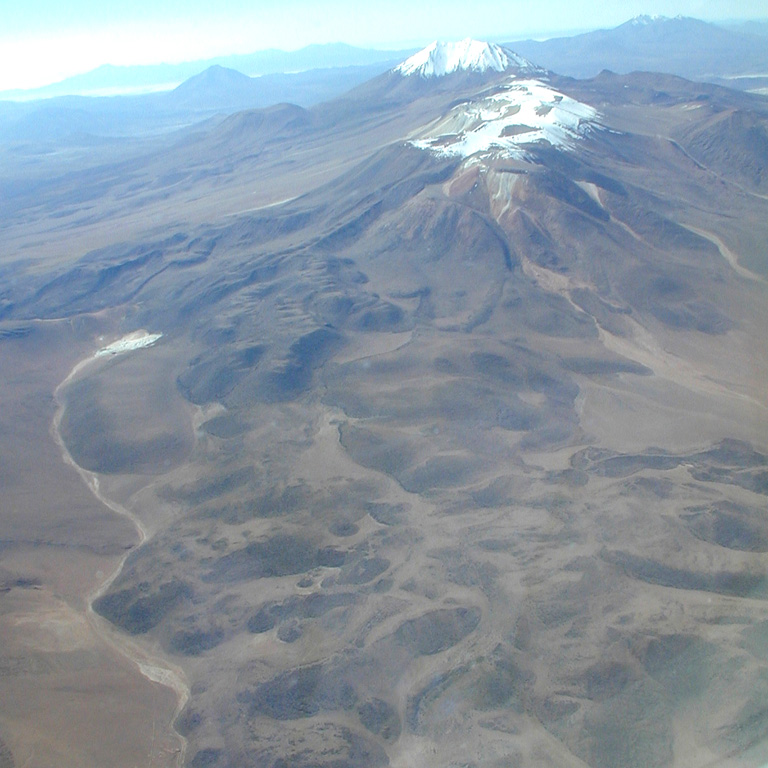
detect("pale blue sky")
[1,0,765,90]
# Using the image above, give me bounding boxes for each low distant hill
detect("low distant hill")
[0,62,404,144]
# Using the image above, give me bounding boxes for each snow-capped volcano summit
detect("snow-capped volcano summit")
[409,80,601,160]
[394,39,537,78]
[629,14,682,25]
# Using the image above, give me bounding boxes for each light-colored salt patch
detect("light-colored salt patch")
[410,78,600,160]
[680,224,766,283]
[95,330,162,357]
[722,73,768,79]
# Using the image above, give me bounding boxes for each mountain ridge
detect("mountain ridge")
[507,14,768,81]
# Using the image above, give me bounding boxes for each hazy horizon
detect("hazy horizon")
[3,1,767,92]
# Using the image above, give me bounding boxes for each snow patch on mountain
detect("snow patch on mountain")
[628,14,684,25]
[394,39,538,78]
[631,14,665,25]
[95,331,163,357]
[409,79,600,160]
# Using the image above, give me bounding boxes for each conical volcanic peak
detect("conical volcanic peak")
[393,38,538,78]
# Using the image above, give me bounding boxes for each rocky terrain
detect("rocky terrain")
[1,41,768,768]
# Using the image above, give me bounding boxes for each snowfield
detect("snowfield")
[409,79,600,159]
[394,39,538,78]
[95,331,163,357]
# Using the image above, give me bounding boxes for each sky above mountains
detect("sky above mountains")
[2,0,766,91]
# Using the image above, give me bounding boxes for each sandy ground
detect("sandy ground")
[0,321,184,768]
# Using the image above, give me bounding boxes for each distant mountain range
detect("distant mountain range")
[0,43,418,100]
[0,62,406,143]
[1,15,767,147]
[4,16,768,104]
[506,15,768,86]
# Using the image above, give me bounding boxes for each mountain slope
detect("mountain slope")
[2,42,768,768]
